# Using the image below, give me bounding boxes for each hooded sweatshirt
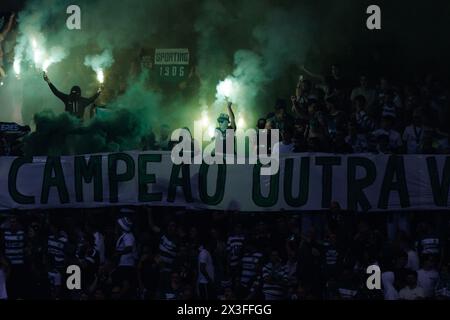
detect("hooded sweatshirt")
[48,83,100,119]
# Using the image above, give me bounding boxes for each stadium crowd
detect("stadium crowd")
[1,64,450,156]
[1,34,450,300]
[0,66,450,301]
[1,205,449,300]
[139,65,450,156]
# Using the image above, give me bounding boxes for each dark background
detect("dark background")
[2,0,450,78]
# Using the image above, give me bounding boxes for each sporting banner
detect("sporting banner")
[0,152,449,212]
[154,48,189,80]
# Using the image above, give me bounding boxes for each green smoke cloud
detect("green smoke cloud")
[23,71,161,156]
[6,0,328,156]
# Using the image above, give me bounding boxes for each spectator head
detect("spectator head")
[308,102,318,116]
[308,96,320,109]
[354,95,367,112]
[380,76,390,90]
[167,221,177,237]
[281,127,293,144]
[275,99,287,118]
[85,233,95,248]
[422,254,436,270]
[330,201,341,213]
[331,64,341,78]
[28,221,40,238]
[70,85,82,98]
[326,96,338,112]
[294,118,306,133]
[48,219,62,235]
[217,113,231,131]
[292,132,305,150]
[265,119,274,130]
[383,89,395,104]
[9,215,19,231]
[405,270,418,288]
[170,271,181,288]
[210,227,221,241]
[360,75,369,88]
[182,285,194,300]
[257,118,266,130]
[298,79,312,92]
[395,251,408,269]
[328,232,337,244]
[189,226,198,240]
[117,217,133,233]
[405,89,419,110]
[347,120,358,136]
[270,249,281,265]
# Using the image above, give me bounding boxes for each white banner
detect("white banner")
[0,152,449,212]
[154,48,190,65]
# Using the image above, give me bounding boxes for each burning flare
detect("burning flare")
[96,69,104,83]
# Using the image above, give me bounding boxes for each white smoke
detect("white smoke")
[84,49,115,83]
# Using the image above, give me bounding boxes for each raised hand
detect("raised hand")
[43,72,50,83]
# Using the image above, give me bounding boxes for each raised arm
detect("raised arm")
[227,102,236,130]
[1,13,15,38]
[301,65,324,82]
[84,86,102,104]
[43,72,68,102]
